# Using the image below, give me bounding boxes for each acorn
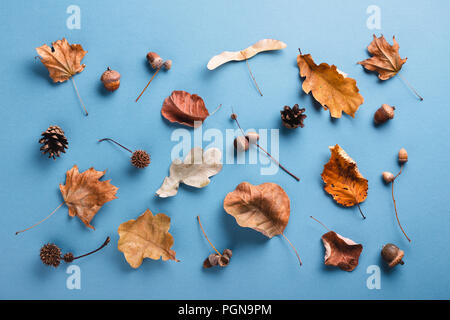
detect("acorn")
[382,171,395,183]
[381,243,405,268]
[234,136,249,151]
[245,132,259,144]
[101,67,121,92]
[146,52,164,69]
[374,104,395,124]
[398,148,408,164]
[163,59,172,70]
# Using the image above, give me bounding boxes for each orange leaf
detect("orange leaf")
[358,35,407,80]
[59,165,118,229]
[321,145,368,209]
[297,53,364,118]
[36,38,87,83]
[161,90,209,128]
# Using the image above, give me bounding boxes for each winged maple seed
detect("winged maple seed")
[321,145,368,219]
[36,38,89,115]
[15,165,118,235]
[297,50,364,118]
[223,182,302,266]
[358,35,423,100]
[118,209,179,269]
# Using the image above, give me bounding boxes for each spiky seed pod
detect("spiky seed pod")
[163,60,172,70]
[63,252,74,263]
[280,104,307,129]
[374,104,395,124]
[39,125,68,159]
[381,243,405,268]
[234,136,249,151]
[40,243,61,267]
[398,148,408,164]
[382,171,395,183]
[131,150,151,168]
[146,52,164,69]
[101,67,121,92]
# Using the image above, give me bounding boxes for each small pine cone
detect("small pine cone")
[280,104,307,129]
[40,243,61,267]
[63,252,74,263]
[39,125,68,159]
[131,150,150,168]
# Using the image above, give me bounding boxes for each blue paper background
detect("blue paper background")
[0,0,449,300]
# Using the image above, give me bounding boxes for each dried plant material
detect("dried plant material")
[60,165,118,229]
[358,35,422,100]
[118,209,179,268]
[156,147,222,198]
[197,216,232,268]
[321,145,368,219]
[98,138,150,168]
[223,182,302,265]
[297,50,364,118]
[36,38,88,115]
[207,39,287,70]
[161,91,210,127]
[135,52,172,102]
[310,216,363,272]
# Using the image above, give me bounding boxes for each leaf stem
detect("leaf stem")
[356,203,366,219]
[209,104,222,116]
[310,216,331,232]
[135,68,160,102]
[73,236,111,260]
[98,138,133,153]
[71,77,88,116]
[281,233,302,266]
[15,202,64,235]
[398,73,423,101]
[197,216,221,256]
[391,164,411,242]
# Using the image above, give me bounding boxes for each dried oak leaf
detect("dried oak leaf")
[223,182,290,238]
[118,209,179,268]
[156,147,222,198]
[207,39,287,70]
[321,145,368,209]
[322,231,363,271]
[161,90,209,128]
[358,35,407,80]
[297,53,364,118]
[36,38,87,83]
[59,165,118,229]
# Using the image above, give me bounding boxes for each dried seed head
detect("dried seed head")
[230,113,237,120]
[218,254,230,267]
[382,171,395,183]
[234,136,249,152]
[398,148,408,164]
[63,252,74,263]
[100,67,121,92]
[222,248,232,258]
[245,132,259,144]
[131,150,151,168]
[374,104,395,124]
[381,243,405,268]
[203,253,220,268]
[40,243,61,267]
[163,59,172,70]
[146,52,164,69]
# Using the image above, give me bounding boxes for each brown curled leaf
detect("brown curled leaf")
[161,90,209,128]
[322,231,363,272]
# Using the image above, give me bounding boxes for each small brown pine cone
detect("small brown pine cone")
[39,125,68,159]
[63,252,74,263]
[131,150,150,168]
[281,104,306,129]
[40,243,61,267]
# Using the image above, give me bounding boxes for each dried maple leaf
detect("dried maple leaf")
[321,145,368,218]
[358,35,407,80]
[297,52,364,118]
[161,90,209,128]
[156,147,222,198]
[60,165,118,229]
[118,209,179,268]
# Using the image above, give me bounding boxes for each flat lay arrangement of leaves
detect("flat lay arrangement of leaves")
[19,33,419,275]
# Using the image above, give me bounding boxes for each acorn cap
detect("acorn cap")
[374,104,395,124]
[382,171,395,183]
[234,136,249,151]
[381,243,405,268]
[245,132,259,144]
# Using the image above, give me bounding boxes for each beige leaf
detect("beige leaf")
[207,39,287,70]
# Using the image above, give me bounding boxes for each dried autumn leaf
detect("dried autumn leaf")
[118,209,179,268]
[322,231,363,272]
[207,39,287,70]
[59,165,118,229]
[321,145,368,218]
[297,53,364,118]
[161,90,209,128]
[156,147,222,198]
[358,35,407,80]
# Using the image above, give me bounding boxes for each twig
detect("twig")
[135,68,161,102]
[197,216,221,256]
[71,78,88,116]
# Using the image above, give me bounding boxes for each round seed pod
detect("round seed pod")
[381,243,405,268]
[63,252,74,263]
[40,243,61,267]
[230,113,237,120]
[131,150,151,168]
[163,59,172,70]
[245,132,259,144]
[374,104,395,124]
[398,148,408,164]
[100,67,121,92]
[234,136,249,151]
[382,171,395,183]
[146,52,163,69]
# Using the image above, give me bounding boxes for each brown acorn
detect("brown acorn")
[374,104,395,124]
[100,67,121,92]
[146,52,164,69]
[382,171,395,183]
[398,148,408,163]
[381,243,405,268]
[98,138,150,168]
[198,216,232,269]
[245,132,259,144]
[234,136,249,151]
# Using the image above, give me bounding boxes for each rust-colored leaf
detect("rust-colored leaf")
[59,165,118,229]
[223,182,290,238]
[161,90,209,128]
[358,35,407,80]
[321,145,368,216]
[36,38,87,83]
[322,231,363,272]
[297,53,364,118]
[118,209,179,268]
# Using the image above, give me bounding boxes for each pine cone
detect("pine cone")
[40,243,61,267]
[131,150,150,168]
[39,125,68,159]
[280,104,306,129]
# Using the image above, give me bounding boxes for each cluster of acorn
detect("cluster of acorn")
[203,249,233,268]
